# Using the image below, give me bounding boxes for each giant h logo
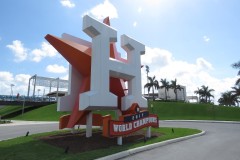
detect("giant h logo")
[45,15,157,143]
[81,15,147,111]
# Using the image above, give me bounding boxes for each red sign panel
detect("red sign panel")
[109,114,159,136]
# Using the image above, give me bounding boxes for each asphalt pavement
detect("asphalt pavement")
[1,120,240,160]
[119,121,240,160]
[0,121,59,141]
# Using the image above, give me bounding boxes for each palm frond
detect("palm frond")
[232,61,240,69]
[235,78,240,85]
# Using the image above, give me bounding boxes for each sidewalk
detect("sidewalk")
[0,120,58,127]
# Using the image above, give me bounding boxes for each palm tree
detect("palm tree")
[231,85,240,106]
[203,85,215,103]
[160,78,170,101]
[218,91,239,107]
[206,91,215,103]
[170,78,182,101]
[194,85,215,103]
[194,87,203,102]
[231,85,240,97]
[232,61,240,85]
[144,76,159,100]
[145,65,150,96]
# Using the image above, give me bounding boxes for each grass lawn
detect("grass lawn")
[12,104,117,121]
[0,105,48,119]
[0,127,200,160]
[10,102,240,122]
[12,104,69,121]
[0,105,28,117]
[149,101,240,121]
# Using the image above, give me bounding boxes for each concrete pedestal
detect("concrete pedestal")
[117,136,122,145]
[86,112,93,138]
[146,126,151,138]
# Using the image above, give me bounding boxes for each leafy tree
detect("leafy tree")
[202,85,215,103]
[170,78,182,100]
[194,87,204,102]
[218,91,239,107]
[194,85,215,103]
[160,78,170,100]
[144,76,159,100]
[231,86,240,106]
[232,61,240,85]
[231,85,240,97]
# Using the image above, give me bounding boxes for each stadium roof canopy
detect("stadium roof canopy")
[27,74,68,98]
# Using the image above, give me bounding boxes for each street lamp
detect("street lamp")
[10,84,15,101]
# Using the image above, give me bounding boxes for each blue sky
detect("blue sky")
[0,0,239,102]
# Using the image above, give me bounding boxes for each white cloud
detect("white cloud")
[60,0,75,8]
[30,42,57,62]
[138,7,142,13]
[140,46,236,104]
[46,64,68,73]
[30,49,45,62]
[203,35,210,42]
[15,74,31,85]
[0,71,14,82]
[0,71,14,95]
[82,0,118,20]
[142,47,173,68]
[42,42,58,57]
[6,40,28,62]
[6,41,57,63]
[0,72,31,96]
[133,21,137,27]
[196,57,213,70]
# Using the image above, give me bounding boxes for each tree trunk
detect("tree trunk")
[165,89,167,101]
[175,89,177,101]
[152,87,155,101]
[147,73,149,98]
[147,89,149,98]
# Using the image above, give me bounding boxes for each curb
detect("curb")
[162,120,240,124]
[96,130,206,160]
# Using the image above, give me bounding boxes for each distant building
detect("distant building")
[186,96,199,103]
[158,85,186,101]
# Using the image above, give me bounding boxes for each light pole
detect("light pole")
[10,84,15,101]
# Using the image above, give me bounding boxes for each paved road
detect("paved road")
[0,121,59,141]
[1,120,240,160]
[120,121,240,160]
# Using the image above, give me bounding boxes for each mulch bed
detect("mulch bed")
[39,129,163,154]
